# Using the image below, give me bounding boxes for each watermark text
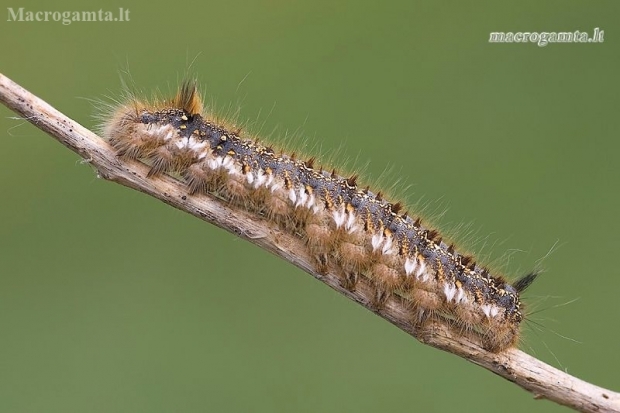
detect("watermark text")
[489,28,604,47]
[7,7,130,25]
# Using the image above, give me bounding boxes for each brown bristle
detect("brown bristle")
[373,263,402,289]
[346,174,358,188]
[339,242,371,272]
[306,223,336,251]
[426,229,439,241]
[514,271,539,293]
[148,147,174,176]
[411,289,443,311]
[304,157,316,169]
[460,255,473,267]
[391,202,403,214]
[225,177,249,201]
[172,81,202,115]
[265,194,290,221]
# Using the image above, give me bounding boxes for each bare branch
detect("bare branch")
[1,72,618,413]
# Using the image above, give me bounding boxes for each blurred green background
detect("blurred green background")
[1,1,619,412]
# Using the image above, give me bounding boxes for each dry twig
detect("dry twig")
[1,72,617,413]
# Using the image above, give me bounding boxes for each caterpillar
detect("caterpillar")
[101,81,538,352]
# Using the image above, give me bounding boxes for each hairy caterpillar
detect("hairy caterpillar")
[101,81,538,352]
